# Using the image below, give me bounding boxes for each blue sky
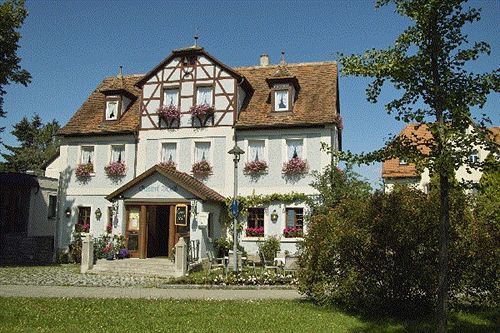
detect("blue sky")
[2,0,498,187]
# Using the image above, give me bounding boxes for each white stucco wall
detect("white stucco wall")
[27,177,58,237]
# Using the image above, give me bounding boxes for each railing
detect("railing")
[188,239,200,263]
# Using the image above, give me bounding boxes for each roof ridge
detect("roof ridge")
[235,61,337,70]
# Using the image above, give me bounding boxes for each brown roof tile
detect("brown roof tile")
[235,62,339,129]
[58,75,142,136]
[106,164,225,202]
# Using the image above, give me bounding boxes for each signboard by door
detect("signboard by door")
[175,204,188,226]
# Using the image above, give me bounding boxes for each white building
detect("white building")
[382,124,499,193]
[46,46,341,260]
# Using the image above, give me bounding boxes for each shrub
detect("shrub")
[258,236,281,260]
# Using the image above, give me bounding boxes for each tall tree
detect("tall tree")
[0,0,31,141]
[1,114,59,173]
[337,0,498,331]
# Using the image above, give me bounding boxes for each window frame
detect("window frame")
[110,144,125,163]
[285,207,304,229]
[468,150,479,164]
[77,206,91,228]
[273,89,291,112]
[247,139,267,162]
[161,86,180,107]
[193,140,212,164]
[285,138,305,161]
[105,97,121,121]
[195,85,214,106]
[47,195,57,219]
[160,141,178,164]
[246,207,265,236]
[80,146,95,165]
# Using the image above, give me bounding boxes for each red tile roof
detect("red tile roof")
[106,164,225,202]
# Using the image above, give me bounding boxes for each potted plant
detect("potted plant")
[282,156,309,176]
[104,161,126,177]
[74,223,90,233]
[159,160,177,169]
[117,248,128,259]
[157,105,181,128]
[75,163,94,178]
[245,226,264,237]
[102,243,114,260]
[190,104,214,126]
[283,226,303,238]
[192,160,212,177]
[244,160,268,175]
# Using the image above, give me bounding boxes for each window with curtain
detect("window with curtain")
[195,142,210,162]
[161,143,177,163]
[111,145,125,163]
[248,140,265,162]
[81,146,94,164]
[196,86,213,105]
[106,99,119,120]
[163,88,179,106]
[286,208,304,228]
[274,90,289,111]
[286,139,303,160]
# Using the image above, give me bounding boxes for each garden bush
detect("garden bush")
[258,236,281,260]
[298,185,499,315]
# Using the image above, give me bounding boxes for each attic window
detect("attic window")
[274,89,290,111]
[106,98,120,120]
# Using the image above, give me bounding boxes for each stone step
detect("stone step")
[90,258,177,278]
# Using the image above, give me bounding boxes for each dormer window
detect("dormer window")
[274,89,290,111]
[105,98,120,120]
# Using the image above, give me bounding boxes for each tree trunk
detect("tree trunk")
[437,173,450,332]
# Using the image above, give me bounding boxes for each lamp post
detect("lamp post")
[228,143,244,273]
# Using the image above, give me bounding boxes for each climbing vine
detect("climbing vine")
[224,192,310,218]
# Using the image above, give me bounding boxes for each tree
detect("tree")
[336,1,498,330]
[0,0,31,141]
[1,114,59,173]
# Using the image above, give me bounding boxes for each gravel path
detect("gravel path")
[0,284,303,300]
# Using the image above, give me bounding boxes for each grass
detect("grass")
[0,297,497,333]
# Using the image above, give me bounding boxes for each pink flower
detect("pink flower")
[104,161,126,177]
[282,157,309,176]
[283,227,303,238]
[192,160,212,176]
[75,163,94,178]
[244,160,268,174]
[159,160,177,169]
[245,226,264,237]
[190,104,214,117]
[157,105,181,121]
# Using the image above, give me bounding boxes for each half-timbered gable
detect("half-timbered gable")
[137,46,252,130]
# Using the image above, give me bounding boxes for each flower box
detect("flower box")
[192,160,212,177]
[244,160,268,175]
[190,104,214,126]
[282,157,309,176]
[245,226,264,237]
[283,227,303,238]
[104,161,126,177]
[75,223,90,233]
[157,105,181,128]
[159,160,177,169]
[75,163,94,178]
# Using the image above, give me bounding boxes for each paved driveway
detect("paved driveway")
[0,285,304,300]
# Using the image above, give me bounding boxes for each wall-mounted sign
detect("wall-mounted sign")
[175,204,188,226]
[197,212,209,228]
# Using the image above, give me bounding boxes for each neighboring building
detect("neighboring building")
[0,172,58,264]
[46,46,341,260]
[382,124,500,193]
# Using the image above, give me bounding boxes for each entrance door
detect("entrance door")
[147,205,169,257]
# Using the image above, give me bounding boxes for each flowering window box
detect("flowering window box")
[283,227,303,238]
[190,104,214,126]
[192,160,212,177]
[157,105,181,128]
[282,157,309,176]
[75,223,90,233]
[104,161,126,177]
[75,163,94,178]
[159,160,177,169]
[245,227,264,237]
[244,160,268,175]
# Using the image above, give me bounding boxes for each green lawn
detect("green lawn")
[0,298,497,333]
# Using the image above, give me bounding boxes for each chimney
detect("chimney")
[260,54,270,67]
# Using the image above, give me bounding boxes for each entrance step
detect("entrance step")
[91,258,177,278]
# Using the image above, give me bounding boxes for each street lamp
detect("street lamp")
[228,143,244,273]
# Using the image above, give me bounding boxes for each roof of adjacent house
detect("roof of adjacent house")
[105,164,225,202]
[58,48,339,136]
[382,124,500,179]
[235,62,339,129]
[58,75,142,136]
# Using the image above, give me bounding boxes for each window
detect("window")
[286,208,304,228]
[248,140,265,162]
[81,146,94,165]
[48,195,57,219]
[246,208,265,237]
[194,142,210,163]
[161,143,177,163]
[468,150,479,164]
[77,206,91,228]
[111,145,125,163]
[399,159,408,165]
[274,90,290,111]
[286,139,303,160]
[106,99,119,120]
[196,86,213,105]
[163,88,179,106]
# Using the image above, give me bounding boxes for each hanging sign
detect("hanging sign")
[175,204,188,226]
[197,212,209,228]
